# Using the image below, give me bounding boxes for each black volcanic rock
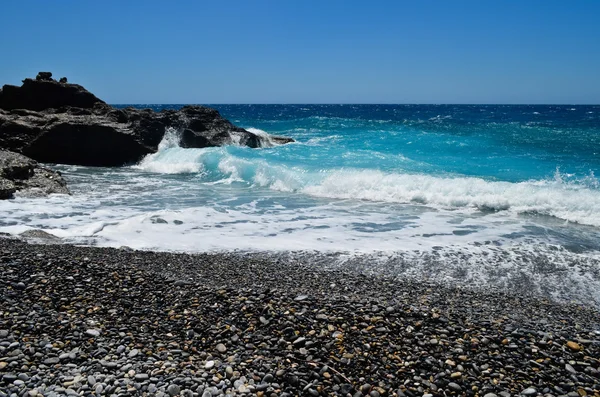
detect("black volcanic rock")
[0,149,69,199]
[0,74,104,111]
[23,121,153,167]
[36,71,53,81]
[0,73,294,166]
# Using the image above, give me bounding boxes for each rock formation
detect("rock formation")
[0,73,294,167]
[0,72,104,111]
[0,149,69,199]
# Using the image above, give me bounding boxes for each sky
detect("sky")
[1,0,599,104]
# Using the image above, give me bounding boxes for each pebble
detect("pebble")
[262,373,274,383]
[447,382,462,392]
[216,343,226,353]
[293,337,306,347]
[85,329,101,337]
[0,239,599,397]
[567,341,581,351]
[167,384,181,396]
[565,364,577,374]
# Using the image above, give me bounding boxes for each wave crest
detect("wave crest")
[134,128,600,226]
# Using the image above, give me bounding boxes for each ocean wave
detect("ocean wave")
[301,170,600,226]
[135,134,600,227]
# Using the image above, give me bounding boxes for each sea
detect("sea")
[2,104,600,305]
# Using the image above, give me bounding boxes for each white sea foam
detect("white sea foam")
[2,161,600,305]
[5,197,598,304]
[132,132,600,228]
[246,127,276,147]
[301,170,600,227]
[246,127,297,148]
[135,128,204,173]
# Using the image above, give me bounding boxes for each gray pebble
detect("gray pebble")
[85,329,101,337]
[448,382,462,392]
[565,364,576,374]
[167,384,181,396]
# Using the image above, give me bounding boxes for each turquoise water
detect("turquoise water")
[216,104,600,183]
[2,104,600,303]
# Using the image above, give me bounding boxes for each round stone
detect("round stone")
[448,382,462,392]
[566,341,581,351]
[262,373,274,383]
[167,384,181,396]
[85,329,101,337]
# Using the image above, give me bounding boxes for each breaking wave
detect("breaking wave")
[135,130,600,227]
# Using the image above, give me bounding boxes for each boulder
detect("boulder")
[0,150,69,199]
[19,229,62,243]
[0,178,16,199]
[36,72,54,81]
[0,73,294,166]
[23,121,153,167]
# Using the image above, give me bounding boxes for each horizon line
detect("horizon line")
[109,103,600,106]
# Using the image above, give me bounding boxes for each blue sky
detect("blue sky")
[1,0,599,104]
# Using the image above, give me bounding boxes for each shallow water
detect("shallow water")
[2,104,600,304]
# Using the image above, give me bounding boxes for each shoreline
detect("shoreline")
[1,238,599,396]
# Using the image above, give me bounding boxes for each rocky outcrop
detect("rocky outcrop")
[0,150,70,199]
[0,72,104,111]
[0,73,294,166]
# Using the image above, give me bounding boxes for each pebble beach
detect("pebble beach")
[1,238,599,397]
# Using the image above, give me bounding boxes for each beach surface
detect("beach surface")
[1,238,599,397]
